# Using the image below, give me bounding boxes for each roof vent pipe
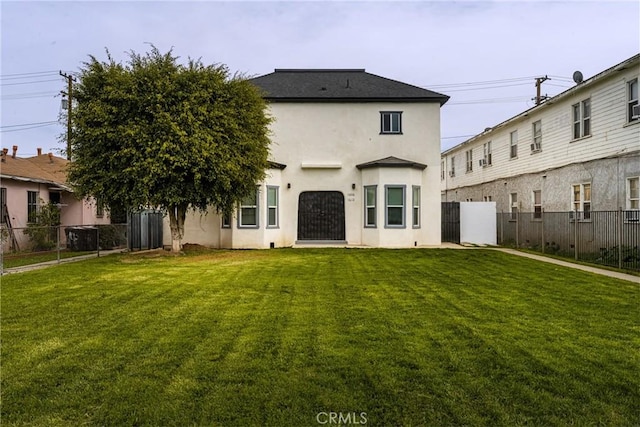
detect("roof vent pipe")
[12,145,17,158]
[37,147,42,156]
[48,152,53,163]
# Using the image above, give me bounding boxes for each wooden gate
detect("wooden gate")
[441,202,460,244]
[297,191,345,241]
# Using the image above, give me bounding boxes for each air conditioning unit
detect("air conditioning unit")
[478,159,486,167]
[625,210,639,222]
[448,171,455,177]
[632,104,640,119]
[531,143,541,152]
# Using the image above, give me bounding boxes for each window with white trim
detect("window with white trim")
[572,183,591,220]
[510,193,518,221]
[533,190,542,219]
[628,78,638,123]
[483,141,492,166]
[441,161,445,181]
[385,185,405,228]
[266,186,278,228]
[380,111,402,134]
[627,177,639,210]
[532,121,542,151]
[483,195,492,202]
[238,188,259,228]
[465,149,473,172]
[364,186,377,228]
[412,186,420,228]
[572,98,591,139]
[27,191,38,223]
[449,156,456,177]
[221,212,231,228]
[510,130,518,158]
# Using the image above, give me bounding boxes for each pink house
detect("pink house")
[0,146,110,251]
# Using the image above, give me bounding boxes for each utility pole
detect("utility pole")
[534,75,550,106]
[60,71,76,160]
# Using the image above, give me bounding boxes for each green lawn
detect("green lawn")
[1,249,638,426]
[1,250,95,269]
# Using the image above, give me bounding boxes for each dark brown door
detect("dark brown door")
[298,191,345,241]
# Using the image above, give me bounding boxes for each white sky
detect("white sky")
[1,1,639,157]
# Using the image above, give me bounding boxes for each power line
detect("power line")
[0,70,59,78]
[1,120,59,129]
[1,91,59,100]
[442,134,477,140]
[0,72,59,81]
[436,82,533,93]
[0,123,59,133]
[425,76,538,89]
[1,78,62,86]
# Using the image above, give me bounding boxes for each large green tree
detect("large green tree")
[68,47,271,252]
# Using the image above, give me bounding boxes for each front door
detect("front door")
[297,191,345,241]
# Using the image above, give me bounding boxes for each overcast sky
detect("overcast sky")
[1,1,638,157]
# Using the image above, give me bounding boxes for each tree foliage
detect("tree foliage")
[68,47,271,251]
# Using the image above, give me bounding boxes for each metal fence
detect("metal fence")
[1,223,129,273]
[497,210,640,271]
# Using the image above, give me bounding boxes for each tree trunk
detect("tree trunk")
[168,204,187,253]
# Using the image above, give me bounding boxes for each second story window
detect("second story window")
[531,121,542,152]
[380,111,402,134]
[483,141,492,166]
[465,149,473,172]
[510,130,518,159]
[449,156,456,177]
[572,98,591,139]
[628,79,639,123]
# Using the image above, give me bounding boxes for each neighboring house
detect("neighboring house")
[0,146,110,250]
[168,69,449,248]
[441,54,640,219]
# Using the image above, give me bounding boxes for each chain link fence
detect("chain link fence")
[497,210,640,271]
[1,223,128,273]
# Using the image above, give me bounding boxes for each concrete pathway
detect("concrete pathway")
[489,247,639,283]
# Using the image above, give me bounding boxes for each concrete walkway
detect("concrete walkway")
[489,247,639,283]
[1,248,127,275]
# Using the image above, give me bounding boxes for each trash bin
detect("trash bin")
[65,226,98,251]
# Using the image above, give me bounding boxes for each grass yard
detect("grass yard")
[1,248,638,426]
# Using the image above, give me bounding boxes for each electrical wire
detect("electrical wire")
[1,78,62,86]
[0,123,59,133]
[1,120,59,129]
[1,91,59,100]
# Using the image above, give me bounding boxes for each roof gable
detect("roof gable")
[250,69,449,105]
[0,153,70,189]
[356,156,427,170]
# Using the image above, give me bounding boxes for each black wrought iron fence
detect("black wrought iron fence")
[497,210,639,271]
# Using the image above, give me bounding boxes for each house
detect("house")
[440,54,640,219]
[167,69,449,248]
[0,146,110,251]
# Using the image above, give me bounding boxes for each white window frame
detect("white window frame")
[628,78,638,123]
[221,212,231,228]
[627,177,639,211]
[572,98,591,139]
[449,156,455,177]
[441,161,445,181]
[483,195,492,202]
[483,141,492,166]
[531,121,542,152]
[533,190,542,220]
[385,185,405,228]
[364,185,377,228]
[571,183,591,221]
[465,149,473,172]
[510,130,518,159]
[412,186,420,228]
[380,111,402,134]
[238,188,259,228]
[509,193,518,221]
[266,186,279,228]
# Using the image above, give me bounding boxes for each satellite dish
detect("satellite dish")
[573,71,584,84]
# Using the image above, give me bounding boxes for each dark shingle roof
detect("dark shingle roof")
[250,69,449,105]
[356,156,427,170]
